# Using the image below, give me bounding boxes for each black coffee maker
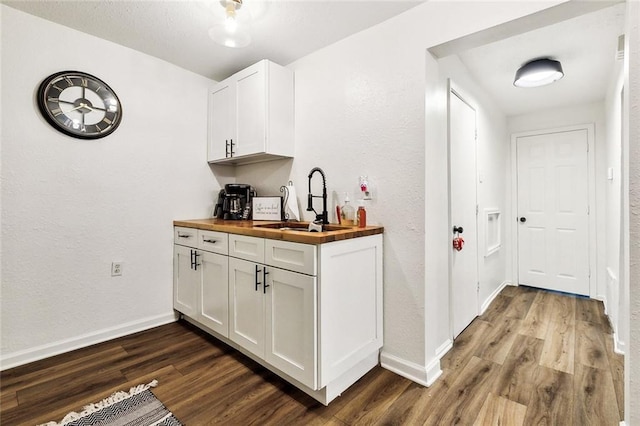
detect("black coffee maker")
[213,184,257,220]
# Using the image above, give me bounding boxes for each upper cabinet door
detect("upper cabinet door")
[208,82,236,162]
[207,60,294,165]
[235,63,266,157]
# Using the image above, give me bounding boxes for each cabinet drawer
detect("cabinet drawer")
[265,240,316,276]
[174,227,197,247]
[198,230,228,255]
[229,234,265,263]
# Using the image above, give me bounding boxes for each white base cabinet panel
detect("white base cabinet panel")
[318,236,383,387]
[229,257,266,359]
[173,244,199,318]
[174,228,383,405]
[265,265,317,389]
[200,251,229,336]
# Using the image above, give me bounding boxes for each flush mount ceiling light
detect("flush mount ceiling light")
[514,58,564,88]
[209,0,252,48]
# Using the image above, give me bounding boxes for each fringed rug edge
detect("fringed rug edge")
[39,379,159,426]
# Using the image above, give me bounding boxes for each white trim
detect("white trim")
[436,338,453,358]
[0,312,179,371]
[613,330,626,355]
[481,281,510,315]
[380,351,442,387]
[510,124,597,297]
[484,208,502,257]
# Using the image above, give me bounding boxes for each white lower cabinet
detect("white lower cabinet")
[229,257,317,388]
[228,257,266,357]
[174,227,229,337]
[173,244,199,318]
[174,227,382,405]
[200,251,229,336]
[265,266,317,389]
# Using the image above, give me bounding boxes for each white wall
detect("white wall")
[437,55,509,313]
[235,0,566,385]
[624,0,639,422]
[0,6,219,369]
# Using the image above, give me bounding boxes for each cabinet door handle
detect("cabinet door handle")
[225,140,230,158]
[202,239,217,244]
[230,139,235,157]
[255,264,262,291]
[263,267,270,294]
[193,251,201,271]
[190,249,195,270]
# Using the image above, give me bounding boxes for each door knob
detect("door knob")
[453,226,464,234]
[520,217,527,223]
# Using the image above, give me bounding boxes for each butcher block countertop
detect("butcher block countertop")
[173,218,384,244]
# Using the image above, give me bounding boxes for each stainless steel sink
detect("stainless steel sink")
[253,222,354,232]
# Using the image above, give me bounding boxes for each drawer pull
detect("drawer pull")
[177,233,192,238]
[202,239,218,244]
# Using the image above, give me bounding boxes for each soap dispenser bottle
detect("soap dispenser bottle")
[357,200,367,228]
[340,193,355,226]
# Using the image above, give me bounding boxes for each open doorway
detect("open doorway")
[429,1,628,422]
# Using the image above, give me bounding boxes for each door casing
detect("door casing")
[510,123,597,297]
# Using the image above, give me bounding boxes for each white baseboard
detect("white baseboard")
[380,351,442,387]
[481,281,510,315]
[436,339,453,359]
[613,330,626,355]
[0,312,179,371]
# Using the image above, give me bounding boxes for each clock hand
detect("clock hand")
[65,103,94,114]
[65,105,85,113]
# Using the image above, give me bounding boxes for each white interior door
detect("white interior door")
[449,88,479,338]
[516,129,590,295]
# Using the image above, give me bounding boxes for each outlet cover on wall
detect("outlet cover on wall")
[111,262,123,276]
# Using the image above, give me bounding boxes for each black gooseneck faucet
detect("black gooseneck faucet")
[307,167,329,224]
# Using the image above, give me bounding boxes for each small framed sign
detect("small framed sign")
[252,197,283,221]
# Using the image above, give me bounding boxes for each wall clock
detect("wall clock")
[37,71,122,139]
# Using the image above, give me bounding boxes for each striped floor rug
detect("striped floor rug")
[41,380,182,426]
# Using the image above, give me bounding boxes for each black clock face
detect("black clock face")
[37,71,122,139]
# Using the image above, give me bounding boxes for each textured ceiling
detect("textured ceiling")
[2,0,422,81]
[3,1,626,116]
[455,3,626,116]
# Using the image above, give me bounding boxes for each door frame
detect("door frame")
[447,80,480,339]
[509,123,597,297]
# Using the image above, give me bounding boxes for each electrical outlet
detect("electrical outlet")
[111,262,123,276]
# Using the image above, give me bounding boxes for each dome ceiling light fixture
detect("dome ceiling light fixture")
[209,0,252,48]
[514,58,564,88]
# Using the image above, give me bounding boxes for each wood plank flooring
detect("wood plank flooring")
[0,285,624,425]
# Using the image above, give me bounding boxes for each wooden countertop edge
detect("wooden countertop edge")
[173,219,384,244]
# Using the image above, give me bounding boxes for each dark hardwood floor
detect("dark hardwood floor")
[0,285,624,425]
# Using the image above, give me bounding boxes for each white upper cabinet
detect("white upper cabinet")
[207,60,294,165]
